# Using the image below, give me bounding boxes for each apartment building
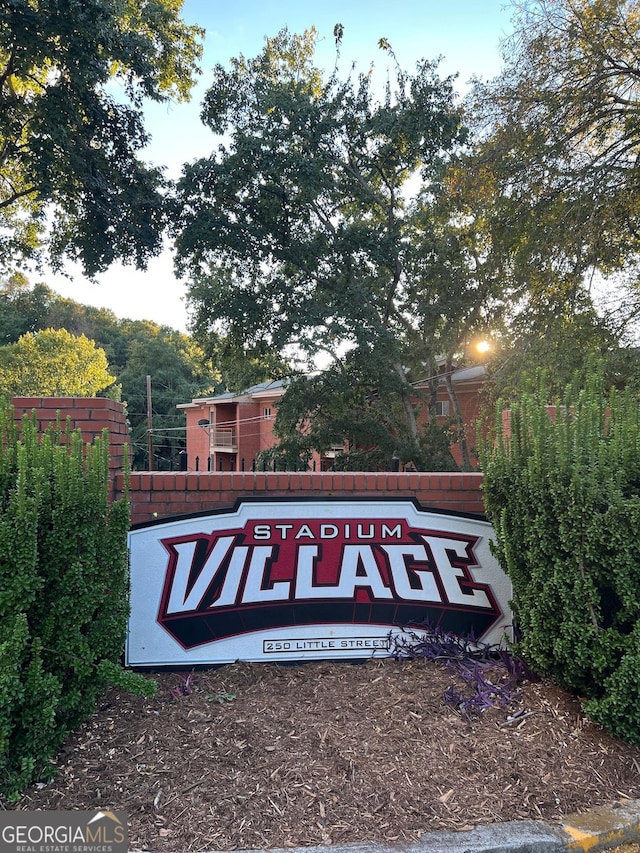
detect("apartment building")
[177,380,286,472]
[178,367,488,472]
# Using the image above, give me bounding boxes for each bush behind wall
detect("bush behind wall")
[0,404,153,801]
[481,373,640,744]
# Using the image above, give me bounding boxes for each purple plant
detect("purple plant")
[389,624,538,716]
[170,671,197,699]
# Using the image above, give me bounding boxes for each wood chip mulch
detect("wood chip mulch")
[8,658,640,852]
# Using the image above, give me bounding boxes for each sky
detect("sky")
[46,0,515,333]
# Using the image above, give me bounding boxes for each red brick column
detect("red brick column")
[11,397,130,484]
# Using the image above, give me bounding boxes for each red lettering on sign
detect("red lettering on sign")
[156,517,500,649]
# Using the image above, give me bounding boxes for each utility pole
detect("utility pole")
[146,374,153,471]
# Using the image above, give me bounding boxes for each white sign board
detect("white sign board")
[126,499,512,666]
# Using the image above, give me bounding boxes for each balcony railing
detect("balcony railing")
[210,427,237,451]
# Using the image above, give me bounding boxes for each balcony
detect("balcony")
[210,428,237,452]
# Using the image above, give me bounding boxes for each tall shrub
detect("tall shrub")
[0,403,153,800]
[481,372,640,744]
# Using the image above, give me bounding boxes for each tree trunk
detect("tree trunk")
[393,361,423,466]
[443,365,472,471]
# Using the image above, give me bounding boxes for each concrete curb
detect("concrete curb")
[216,798,640,853]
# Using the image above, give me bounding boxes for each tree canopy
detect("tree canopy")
[0,272,53,344]
[0,0,203,275]
[468,0,640,351]
[0,327,115,396]
[172,27,505,469]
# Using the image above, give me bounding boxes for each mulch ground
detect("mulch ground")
[8,657,640,852]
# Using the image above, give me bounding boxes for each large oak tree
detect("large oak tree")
[172,28,495,469]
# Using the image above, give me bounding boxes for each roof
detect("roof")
[178,368,487,412]
[177,379,288,410]
[448,365,487,383]
[413,364,488,388]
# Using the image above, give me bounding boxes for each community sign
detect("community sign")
[126,498,512,666]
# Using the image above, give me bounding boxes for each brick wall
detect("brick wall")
[10,398,485,525]
[119,470,485,526]
[11,397,130,487]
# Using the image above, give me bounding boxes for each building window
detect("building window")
[435,400,450,417]
[263,407,272,420]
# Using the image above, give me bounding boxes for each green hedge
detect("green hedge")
[0,403,153,801]
[481,374,640,744]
